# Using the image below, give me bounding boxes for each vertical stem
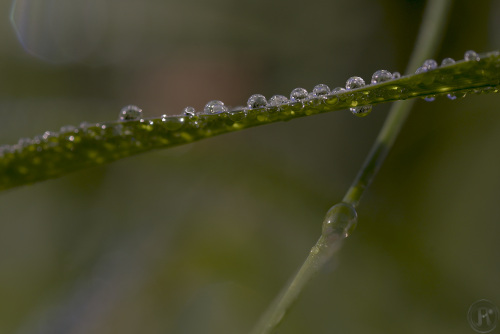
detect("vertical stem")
[250,1,452,333]
[343,0,453,207]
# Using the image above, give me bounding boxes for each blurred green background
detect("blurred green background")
[1,0,499,333]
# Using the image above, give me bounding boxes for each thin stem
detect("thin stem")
[343,0,453,207]
[250,1,452,333]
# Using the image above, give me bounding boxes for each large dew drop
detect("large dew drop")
[464,50,480,61]
[290,88,308,101]
[247,94,267,109]
[311,84,331,97]
[371,70,393,84]
[345,76,365,90]
[204,100,228,114]
[119,105,143,121]
[268,95,288,107]
[322,202,358,238]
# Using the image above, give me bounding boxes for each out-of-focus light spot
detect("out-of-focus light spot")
[10,0,107,64]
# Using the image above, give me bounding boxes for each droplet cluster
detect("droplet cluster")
[416,50,482,102]
[1,50,496,166]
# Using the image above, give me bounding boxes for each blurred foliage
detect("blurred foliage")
[0,0,499,333]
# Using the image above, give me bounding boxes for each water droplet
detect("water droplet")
[322,202,358,238]
[331,87,346,94]
[311,84,331,97]
[371,70,393,84]
[441,57,455,66]
[204,100,228,114]
[60,125,76,133]
[464,50,480,61]
[350,105,372,117]
[392,72,401,79]
[415,66,428,74]
[447,91,466,100]
[42,131,57,140]
[290,88,308,101]
[345,76,365,90]
[183,106,196,117]
[423,59,438,70]
[17,137,31,147]
[423,96,435,102]
[247,94,267,109]
[79,121,92,130]
[119,105,143,121]
[268,95,289,107]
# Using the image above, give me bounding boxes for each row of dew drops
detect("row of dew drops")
[0,51,488,157]
[119,50,483,123]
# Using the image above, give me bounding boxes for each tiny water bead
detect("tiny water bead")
[322,202,358,238]
[441,57,455,66]
[60,125,76,133]
[415,66,428,74]
[331,87,345,94]
[119,105,143,121]
[268,95,288,107]
[371,70,393,84]
[290,88,308,101]
[204,100,228,114]
[392,72,401,79]
[247,94,267,109]
[311,84,331,97]
[350,105,372,117]
[423,95,435,102]
[464,50,480,61]
[345,76,365,90]
[183,106,196,117]
[423,59,438,70]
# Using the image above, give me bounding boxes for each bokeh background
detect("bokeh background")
[1,0,499,333]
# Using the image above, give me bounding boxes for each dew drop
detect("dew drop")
[290,88,308,101]
[311,84,331,97]
[331,87,346,94]
[423,59,438,70]
[464,50,480,61]
[60,125,76,133]
[119,105,143,121]
[183,106,196,117]
[322,202,358,238]
[441,57,455,66]
[371,70,393,84]
[447,91,466,100]
[42,131,57,140]
[204,100,228,114]
[247,94,267,109]
[345,76,365,90]
[350,105,372,117]
[415,66,428,74]
[268,95,288,107]
[423,96,435,102]
[392,72,401,79]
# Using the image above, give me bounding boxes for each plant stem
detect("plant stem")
[343,0,453,208]
[250,1,452,333]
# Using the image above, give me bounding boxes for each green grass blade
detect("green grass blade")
[1,51,499,191]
